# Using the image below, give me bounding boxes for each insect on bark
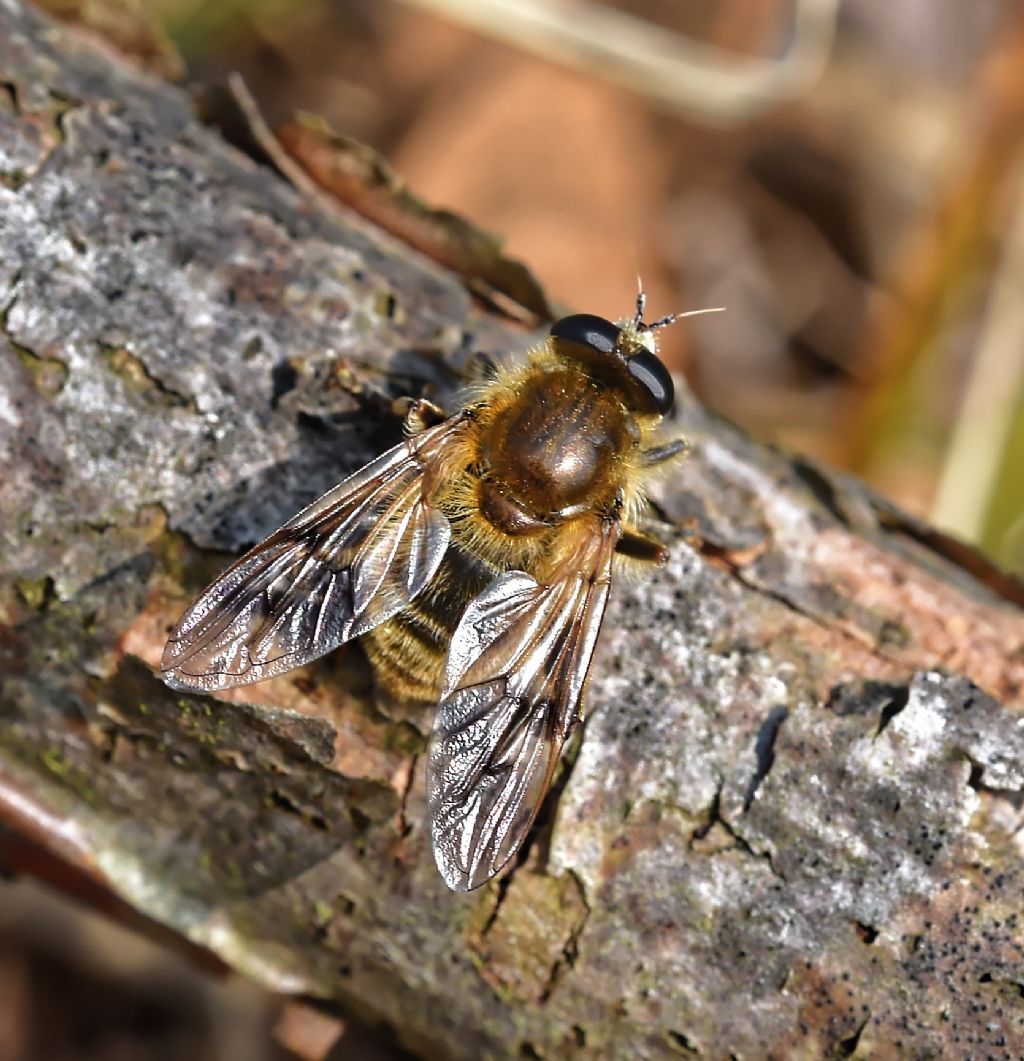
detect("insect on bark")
[161,293,720,891]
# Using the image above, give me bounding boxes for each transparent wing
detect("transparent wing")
[427,521,619,891]
[161,416,466,692]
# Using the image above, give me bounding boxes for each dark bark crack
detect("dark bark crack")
[0,80,19,113]
[1,290,67,394]
[743,704,788,811]
[396,751,418,840]
[837,1014,871,1056]
[695,778,786,880]
[874,686,911,736]
[853,919,879,944]
[964,754,1024,805]
[99,341,197,411]
[537,869,590,1004]
[665,1028,701,1055]
[48,90,81,142]
[978,972,1024,998]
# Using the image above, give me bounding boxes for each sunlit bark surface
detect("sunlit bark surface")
[2,3,1024,1057]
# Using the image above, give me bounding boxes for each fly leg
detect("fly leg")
[639,436,689,467]
[621,436,696,563]
[463,350,499,382]
[615,526,669,565]
[393,397,448,435]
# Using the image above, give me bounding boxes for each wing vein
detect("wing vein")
[427,520,619,890]
[161,415,467,691]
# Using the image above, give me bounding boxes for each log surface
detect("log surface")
[2,3,1024,1057]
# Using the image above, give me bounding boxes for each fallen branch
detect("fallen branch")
[1,3,1023,1057]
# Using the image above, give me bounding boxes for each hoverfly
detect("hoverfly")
[162,292,716,891]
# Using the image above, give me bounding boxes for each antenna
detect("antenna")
[634,277,724,332]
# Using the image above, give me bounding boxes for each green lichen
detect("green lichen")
[383,720,427,755]
[372,287,404,324]
[1,170,27,190]
[15,345,67,395]
[100,341,196,410]
[36,746,98,804]
[877,617,913,650]
[15,575,51,610]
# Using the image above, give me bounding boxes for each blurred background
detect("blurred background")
[139,0,1024,572]
[5,0,1024,1057]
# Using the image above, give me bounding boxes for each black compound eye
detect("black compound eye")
[549,313,621,356]
[627,349,674,415]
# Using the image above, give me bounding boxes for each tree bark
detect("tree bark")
[2,3,1024,1058]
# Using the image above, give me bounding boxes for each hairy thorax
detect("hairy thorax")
[476,369,635,536]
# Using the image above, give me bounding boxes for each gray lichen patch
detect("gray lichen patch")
[0,0,481,610]
[543,518,1024,1054]
[667,390,1024,706]
[548,658,1024,1056]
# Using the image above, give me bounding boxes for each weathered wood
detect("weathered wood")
[2,3,1024,1057]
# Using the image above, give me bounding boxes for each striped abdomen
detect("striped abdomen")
[361,536,499,702]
